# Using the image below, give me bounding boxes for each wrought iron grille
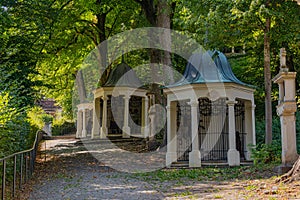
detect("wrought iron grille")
[176,100,191,161]
[176,98,246,162]
[199,98,228,161]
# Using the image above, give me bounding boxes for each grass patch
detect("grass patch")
[131,164,278,182]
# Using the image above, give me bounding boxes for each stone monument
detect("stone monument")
[273,48,299,172]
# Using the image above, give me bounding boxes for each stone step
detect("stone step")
[170,160,253,168]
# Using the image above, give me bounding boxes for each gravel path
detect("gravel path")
[29,136,165,200]
[27,135,300,200]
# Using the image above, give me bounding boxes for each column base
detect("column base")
[100,127,107,139]
[166,152,177,167]
[122,126,131,138]
[227,149,240,166]
[75,131,81,139]
[142,127,150,138]
[81,130,87,138]
[91,128,100,139]
[189,150,201,167]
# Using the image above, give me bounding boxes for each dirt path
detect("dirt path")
[25,136,300,200]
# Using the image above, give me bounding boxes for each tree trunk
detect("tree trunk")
[278,156,300,183]
[157,0,174,85]
[95,0,110,86]
[137,0,173,149]
[136,0,174,85]
[264,12,272,145]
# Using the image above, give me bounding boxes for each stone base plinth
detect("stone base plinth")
[122,126,131,138]
[189,150,201,167]
[100,127,107,139]
[166,152,177,167]
[227,149,240,166]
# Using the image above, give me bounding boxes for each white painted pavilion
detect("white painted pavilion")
[164,50,256,167]
[91,61,150,139]
[76,50,256,167]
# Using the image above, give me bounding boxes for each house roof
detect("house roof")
[166,50,251,88]
[104,61,142,87]
[37,98,61,114]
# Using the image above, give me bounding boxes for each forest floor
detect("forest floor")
[21,135,300,200]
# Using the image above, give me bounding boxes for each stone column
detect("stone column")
[100,96,108,139]
[81,108,87,138]
[141,96,149,138]
[76,110,83,138]
[122,95,131,138]
[227,100,240,166]
[273,48,298,168]
[251,104,256,147]
[244,102,256,160]
[188,100,201,167]
[92,98,100,139]
[273,72,298,165]
[166,101,177,167]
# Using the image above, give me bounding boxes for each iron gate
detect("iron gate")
[176,98,246,162]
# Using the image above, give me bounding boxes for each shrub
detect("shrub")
[250,142,282,165]
[255,112,300,160]
[0,113,32,157]
[52,121,76,136]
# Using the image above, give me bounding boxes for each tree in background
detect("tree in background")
[227,0,300,144]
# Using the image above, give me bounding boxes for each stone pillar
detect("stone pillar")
[273,71,298,165]
[100,96,108,139]
[273,48,298,169]
[166,101,177,167]
[148,106,156,138]
[122,95,131,138]
[227,100,240,166]
[76,110,83,138]
[245,102,256,160]
[188,100,201,167]
[82,108,87,138]
[251,104,256,147]
[92,98,100,139]
[141,96,149,138]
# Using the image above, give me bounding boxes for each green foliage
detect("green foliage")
[250,142,282,165]
[252,111,300,164]
[0,92,35,157]
[27,106,48,129]
[0,113,33,157]
[41,114,53,124]
[52,121,76,136]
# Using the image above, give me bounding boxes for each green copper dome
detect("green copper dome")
[166,50,250,87]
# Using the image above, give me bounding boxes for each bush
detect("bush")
[27,106,47,129]
[250,142,282,165]
[0,113,32,157]
[254,111,300,164]
[52,121,76,136]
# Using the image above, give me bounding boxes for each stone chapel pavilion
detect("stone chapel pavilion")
[164,50,256,167]
[76,50,256,167]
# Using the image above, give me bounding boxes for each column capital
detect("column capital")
[245,104,256,110]
[166,104,176,111]
[123,95,131,100]
[101,96,108,101]
[143,96,149,102]
[226,100,237,106]
[188,100,198,107]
